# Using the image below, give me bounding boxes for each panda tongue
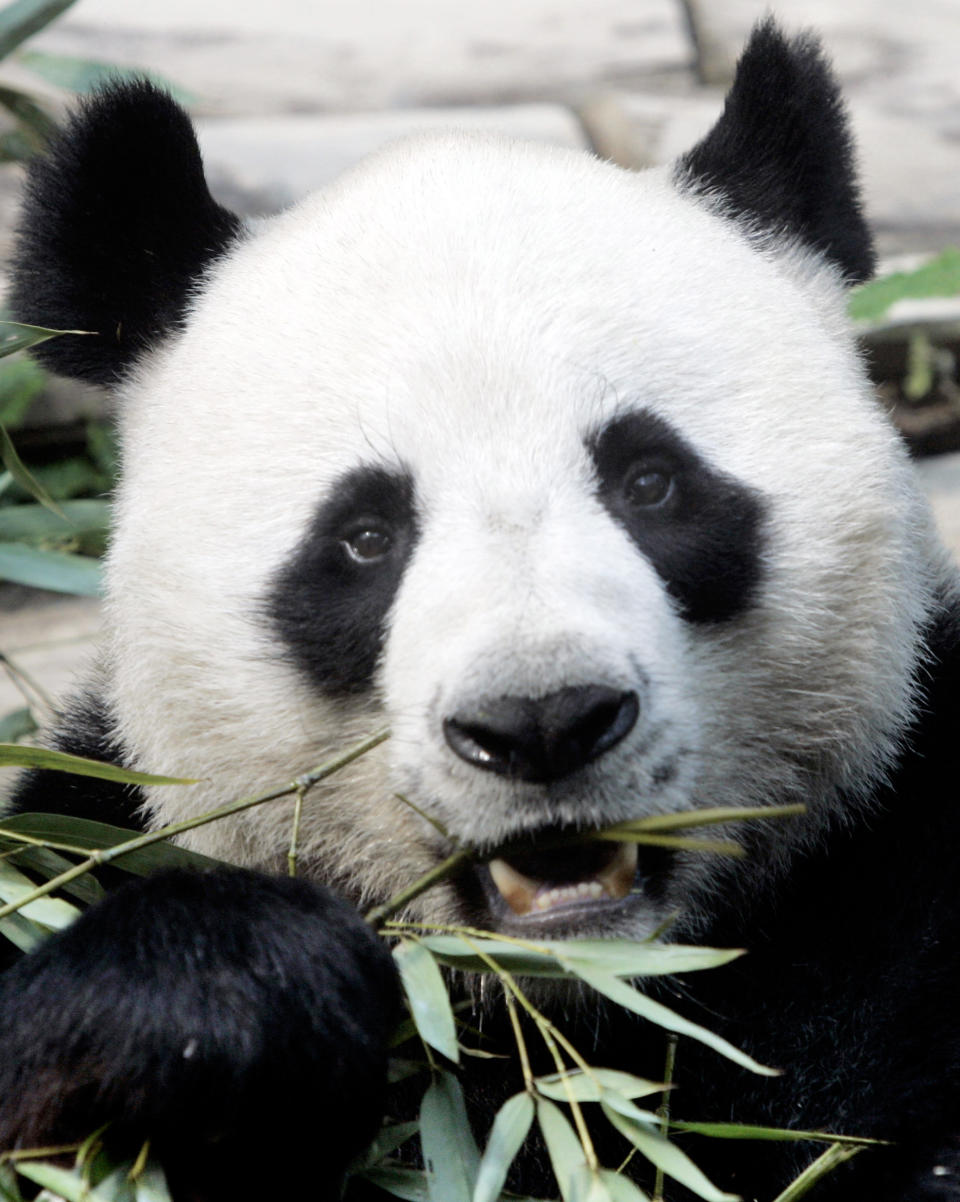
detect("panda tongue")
[488,842,638,916]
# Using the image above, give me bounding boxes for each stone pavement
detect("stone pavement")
[0,0,958,719]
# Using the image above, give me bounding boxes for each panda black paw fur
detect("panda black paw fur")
[0,868,400,1200]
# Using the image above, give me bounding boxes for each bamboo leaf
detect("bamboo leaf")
[7,843,104,904]
[669,1121,885,1146]
[0,498,109,542]
[535,1098,585,1202]
[0,320,91,357]
[535,1069,663,1104]
[0,542,100,594]
[0,813,221,876]
[770,1143,863,1201]
[0,908,45,951]
[593,1170,651,1202]
[569,1166,614,1202]
[351,1121,420,1173]
[418,934,742,980]
[0,746,195,785]
[568,965,777,1078]
[0,426,64,517]
[849,247,960,323]
[360,1166,430,1201]
[0,0,77,59]
[395,940,460,1063]
[0,706,36,742]
[597,1090,661,1127]
[0,1164,26,1202]
[16,1162,111,1201]
[596,805,805,836]
[473,1092,535,1202]
[0,858,79,928]
[600,1104,737,1202]
[0,84,57,145]
[420,1072,480,1202]
[129,1165,174,1202]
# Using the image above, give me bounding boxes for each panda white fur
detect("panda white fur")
[2,20,960,1202]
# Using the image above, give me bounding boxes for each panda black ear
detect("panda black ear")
[675,19,875,285]
[9,81,241,387]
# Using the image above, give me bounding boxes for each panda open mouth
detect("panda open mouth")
[486,839,638,917]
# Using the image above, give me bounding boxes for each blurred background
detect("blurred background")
[0,0,957,727]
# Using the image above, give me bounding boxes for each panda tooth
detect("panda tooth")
[597,841,639,901]
[488,858,538,916]
[489,842,639,916]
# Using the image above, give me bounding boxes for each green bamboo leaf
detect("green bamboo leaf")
[596,1090,661,1127]
[0,1163,26,1202]
[19,50,196,104]
[669,1121,884,1146]
[0,319,89,357]
[0,0,78,60]
[552,941,742,977]
[592,1170,651,1202]
[0,498,110,542]
[568,965,777,1078]
[0,745,195,785]
[0,813,221,876]
[0,355,46,427]
[535,1098,585,1202]
[0,542,101,594]
[0,706,36,742]
[416,934,570,978]
[600,1104,737,1202]
[770,1144,863,1201]
[420,1072,480,1202]
[0,425,64,516]
[16,1161,111,1201]
[130,1165,174,1202]
[352,1121,420,1172]
[0,84,57,145]
[569,1166,614,1202]
[0,907,45,951]
[596,805,805,836]
[473,1091,535,1202]
[535,1069,663,1104]
[418,934,742,980]
[395,940,460,1063]
[9,843,104,904]
[0,857,79,928]
[360,1166,431,1201]
[848,247,960,323]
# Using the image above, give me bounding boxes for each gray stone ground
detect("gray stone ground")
[0,0,959,720]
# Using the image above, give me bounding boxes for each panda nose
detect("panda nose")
[443,685,639,783]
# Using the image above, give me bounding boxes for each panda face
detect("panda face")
[11,31,945,942]
[94,136,936,940]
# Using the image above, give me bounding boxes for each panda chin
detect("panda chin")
[476,838,657,935]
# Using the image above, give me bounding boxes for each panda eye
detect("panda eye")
[342,525,393,563]
[624,465,673,509]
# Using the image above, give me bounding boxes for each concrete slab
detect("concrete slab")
[29,0,692,115]
[0,594,100,720]
[578,88,960,258]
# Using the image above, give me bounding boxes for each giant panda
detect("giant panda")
[1,19,959,1202]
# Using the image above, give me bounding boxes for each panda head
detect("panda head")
[11,22,950,939]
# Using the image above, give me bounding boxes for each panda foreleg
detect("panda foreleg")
[0,866,400,1200]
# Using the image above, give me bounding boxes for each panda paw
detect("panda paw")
[0,867,400,1199]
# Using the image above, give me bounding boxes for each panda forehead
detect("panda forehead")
[185,132,825,398]
[148,133,879,512]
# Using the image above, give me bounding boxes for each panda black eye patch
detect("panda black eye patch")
[588,410,766,623]
[266,464,419,695]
